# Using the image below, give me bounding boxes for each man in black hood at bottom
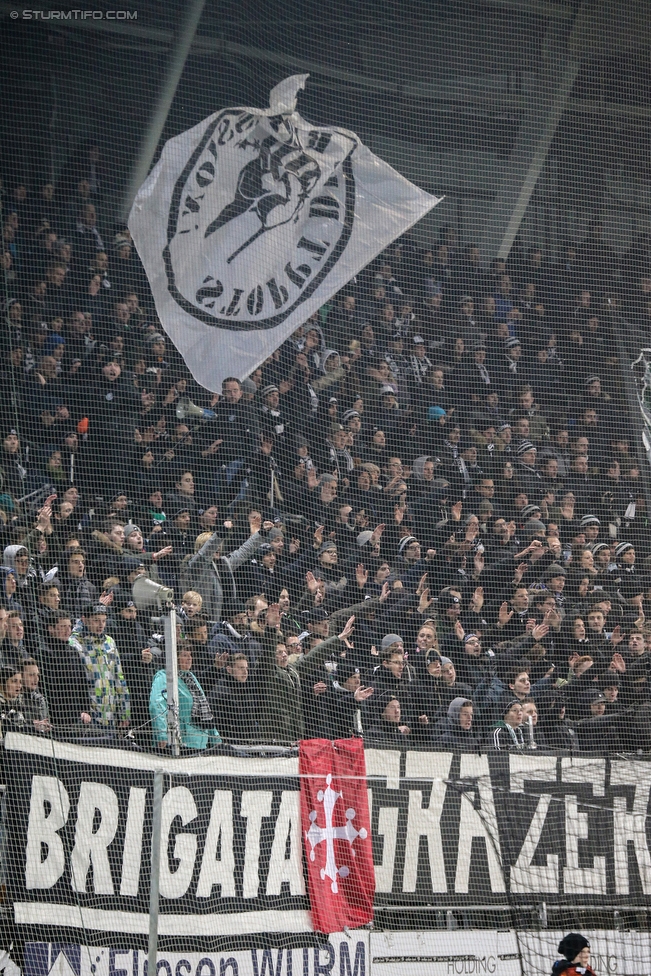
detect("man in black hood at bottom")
[552,933,596,976]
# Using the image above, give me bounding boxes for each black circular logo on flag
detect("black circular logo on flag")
[163,110,356,331]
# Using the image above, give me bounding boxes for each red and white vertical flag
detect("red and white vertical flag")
[299,738,375,933]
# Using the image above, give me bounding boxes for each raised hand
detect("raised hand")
[201,439,223,457]
[544,607,561,630]
[610,652,626,673]
[354,686,374,703]
[529,541,547,562]
[418,587,432,614]
[338,616,355,641]
[470,586,484,613]
[152,546,173,561]
[306,467,318,490]
[36,494,56,531]
[356,563,368,589]
[610,625,624,647]
[497,601,513,628]
[531,620,550,641]
[416,573,428,597]
[305,571,319,594]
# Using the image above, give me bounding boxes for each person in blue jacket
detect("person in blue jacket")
[150,643,221,751]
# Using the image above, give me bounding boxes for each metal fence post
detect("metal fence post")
[163,608,181,757]
[148,768,164,976]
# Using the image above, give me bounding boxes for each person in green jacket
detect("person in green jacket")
[150,643,221,750]
[254,603,356,743]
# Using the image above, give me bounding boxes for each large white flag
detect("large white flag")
[129,75,441,392]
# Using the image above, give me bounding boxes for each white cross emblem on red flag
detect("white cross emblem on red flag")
[305,773,368,893]
[299,737,375,933]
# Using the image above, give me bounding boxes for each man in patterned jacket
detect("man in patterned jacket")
[70,604,131,731]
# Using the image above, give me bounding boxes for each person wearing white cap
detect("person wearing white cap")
[451,295,481,346]
[580,514,600,543]
[325,423,354,484]
[497,335,527,405]
[611,540,641,602]
[258,384,291,464]
[514,439,542,494]
[384,332,410,385]
[397,534,432,591]
[407,334,433,389]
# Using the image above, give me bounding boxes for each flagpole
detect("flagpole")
[121,0,207,219]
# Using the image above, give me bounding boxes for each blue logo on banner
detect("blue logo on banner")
[25,945,81,976]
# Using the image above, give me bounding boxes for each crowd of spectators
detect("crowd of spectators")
[3,148,651,754]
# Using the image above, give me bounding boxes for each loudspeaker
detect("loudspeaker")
[132,575,174,609]
[176,398,215,421]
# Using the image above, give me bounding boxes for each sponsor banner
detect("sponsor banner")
[25,932,651,976]
[6,735,651,942]
[370,931,520,976]
[128,75,440,392]
[24,937,368,976]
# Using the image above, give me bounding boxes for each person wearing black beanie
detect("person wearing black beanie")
[552,933,595,975]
